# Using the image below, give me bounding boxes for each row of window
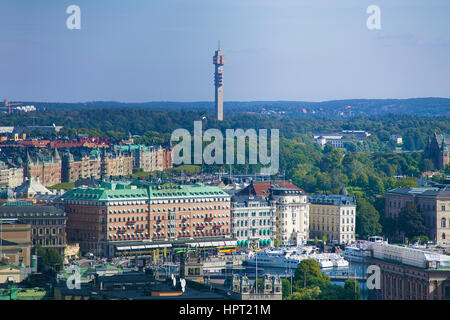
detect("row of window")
[153,221,229,228]
[235,229,271,237]
[310,208,355,215]
[233,211,273,217]
[33,228,63,235]
[153,213,229,220]
[234,219,273,227]
[310,224,354,232]
[110,224,146,230]
[152,205,230,212]
[109,208,147,214]
[32,238,63,246]
[109,216,146,223]
[151,197,229,204]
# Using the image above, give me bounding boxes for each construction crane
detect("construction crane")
[3,99,22,114]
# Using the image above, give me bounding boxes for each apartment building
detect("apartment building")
[100,152,134,178]
[0,162,23,188]
[63,181,231,257]
[269,187,309,246]
[231,194,276,248]
[308,189,356,244]
[62,149,102,182]
[114,144,172,172]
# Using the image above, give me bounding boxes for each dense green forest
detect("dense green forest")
[13,97,450,117]
[2,108,449,151]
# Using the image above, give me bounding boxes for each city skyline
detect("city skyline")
[0,0,449,102]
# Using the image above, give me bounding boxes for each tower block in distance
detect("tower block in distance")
[213,44,225,121]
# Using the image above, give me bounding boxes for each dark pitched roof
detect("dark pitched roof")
[0,204,65,216]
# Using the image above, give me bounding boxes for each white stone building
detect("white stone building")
[270,187,309,246]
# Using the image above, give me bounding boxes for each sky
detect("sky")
[0,0,449,102]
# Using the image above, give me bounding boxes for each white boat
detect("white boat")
[343,247,368,262]
[309,254,334,269]
[333,257,349,268]
[243,251,300,269]
[243,247,345,270]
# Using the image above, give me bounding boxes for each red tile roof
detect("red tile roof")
[238,180,304,198]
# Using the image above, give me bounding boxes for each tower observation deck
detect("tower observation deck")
[213,43,225,121]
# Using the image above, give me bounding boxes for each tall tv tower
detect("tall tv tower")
[213,41,225,121]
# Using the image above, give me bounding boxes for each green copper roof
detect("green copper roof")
[149,183,229,199]
[114,144,149,152]
[63,182,229,201]
[63,181,149,201]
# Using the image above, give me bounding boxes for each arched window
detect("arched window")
[441,218,446,228]
[442,233,446,240]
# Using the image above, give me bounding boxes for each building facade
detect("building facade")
[148,184,231,241]
[269,187,309,246]
[100,152,134,179]
[0,202,66,255]
[308,191,356,244]
[367,242,450,300]
[231,194,276,248]
[24,149,62,187]
[114,144,172,172]
[62,149,102,182]
[0,163,23,188]
[0,219,32,268]
[63,181,232,257]
[384,187,450,246]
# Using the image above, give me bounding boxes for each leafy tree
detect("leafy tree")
[281,279,291,299]
[318,284,350,300]
[33,246,63,272]
[46,248,64,271]
[344,279,361,300]
[293,259,330,289]
[355,197,382,239]
[368,175,384,194]
[411,235,429,244]
[287,286,321,300]
[398,203,428,239]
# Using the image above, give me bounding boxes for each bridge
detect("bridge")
[325,270,366,281]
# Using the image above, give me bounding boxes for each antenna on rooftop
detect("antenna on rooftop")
[218,40,221,50]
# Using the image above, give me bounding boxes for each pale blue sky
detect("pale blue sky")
[0,0,449,102]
